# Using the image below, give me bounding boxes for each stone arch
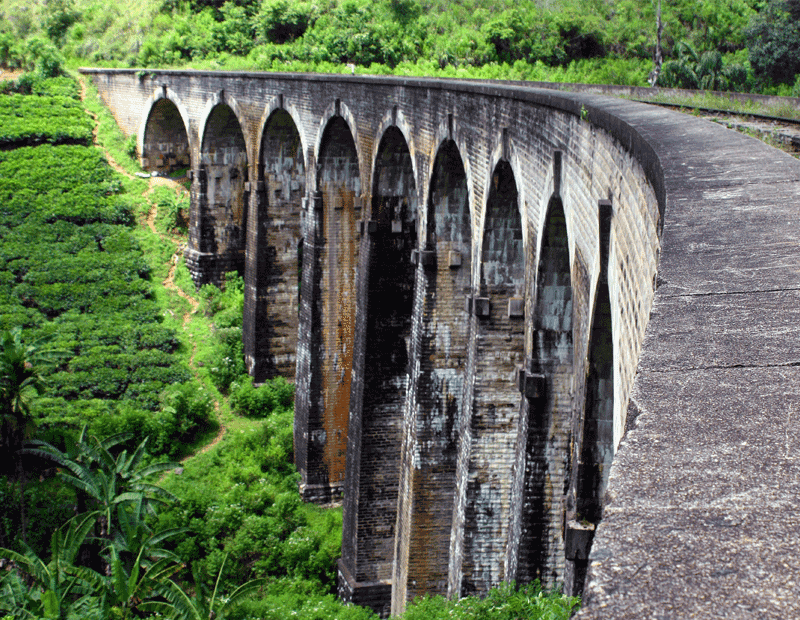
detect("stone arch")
[482,131,528,250]
[243,105,306,383]
[454,158,526,595]
[295,111,361,503]
[509,192,574,587]
[393,136,472,608]
[340,124,418,618]
[137,87,192,175]
[569,200,614,596]
[417,118,477,257]
[254,97,308,169]
[369,107,419,202]
[197,91,251,160]
[312,100,363,191]
[188,97,249,286]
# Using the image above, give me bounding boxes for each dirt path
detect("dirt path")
[78,75,225,458]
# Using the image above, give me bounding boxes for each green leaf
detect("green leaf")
[40,589,59,619]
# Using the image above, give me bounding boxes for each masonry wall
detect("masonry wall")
[84,69,662,616]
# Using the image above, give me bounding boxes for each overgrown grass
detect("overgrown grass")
[77,71,148,178]
[633,89,800,121]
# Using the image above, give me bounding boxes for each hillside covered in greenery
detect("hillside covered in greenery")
[1,0,800,94]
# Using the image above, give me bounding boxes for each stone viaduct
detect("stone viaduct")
[82,68,800,619]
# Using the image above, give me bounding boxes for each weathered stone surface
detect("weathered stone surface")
[580,366,800,619]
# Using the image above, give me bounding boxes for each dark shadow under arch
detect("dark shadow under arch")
[142,98,190,175]
[244,108,305,382]
[341,125,417,617]
[295,115,360,505]
[458,159,526,595]
[514,194,574,585]
[189,103,249,286]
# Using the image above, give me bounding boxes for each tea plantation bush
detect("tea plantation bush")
[0,80,208,453]
[0,94,93,147]
[230,375,294,417]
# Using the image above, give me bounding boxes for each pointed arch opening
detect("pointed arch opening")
[296,115,360,504]
[341,125,417,616]
[141,98,190,176]
[514,195,574,586]
[458,159,526,595]
[195,103,249,283]
[394,138,470,610]
[244,109,305,382]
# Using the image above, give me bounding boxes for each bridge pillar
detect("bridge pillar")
[393,139,471,613]
[506,190,574,586]
[294,115,360,503]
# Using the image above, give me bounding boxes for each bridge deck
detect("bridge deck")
[574,95,800,618]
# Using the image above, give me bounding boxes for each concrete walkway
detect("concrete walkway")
[575,97,800,618]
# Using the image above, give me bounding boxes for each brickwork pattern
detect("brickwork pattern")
[243,109,304,381]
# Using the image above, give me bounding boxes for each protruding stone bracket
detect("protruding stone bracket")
[507,297,524,318]
[565,520,596,561]
[464,295,490,317]
[359,220,379,235]
[448,250,462,268]
[313,191,324,211]
[517,368,546,399]
[354,195,363,211]
[244,181,265,193]
[411,249,436,269]
[391,219,403,234]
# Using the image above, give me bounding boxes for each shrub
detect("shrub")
[745,0,800,85]
[402,581,580,620]
[230,376,294,417]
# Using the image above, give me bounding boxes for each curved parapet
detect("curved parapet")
[81,68,800,619]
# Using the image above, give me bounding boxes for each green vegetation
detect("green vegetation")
[401,582,579,620]
[1,0,800,94]
[0,93,93,147]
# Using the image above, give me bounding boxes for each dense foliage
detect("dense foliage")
[402,582,579,620]
[1,0,800,94]
[0,93,93,147]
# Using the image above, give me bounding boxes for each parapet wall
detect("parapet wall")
[83,68,800,619]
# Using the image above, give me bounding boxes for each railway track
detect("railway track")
[636,100,800,156]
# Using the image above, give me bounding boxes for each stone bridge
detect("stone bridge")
[82,68,800,619]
